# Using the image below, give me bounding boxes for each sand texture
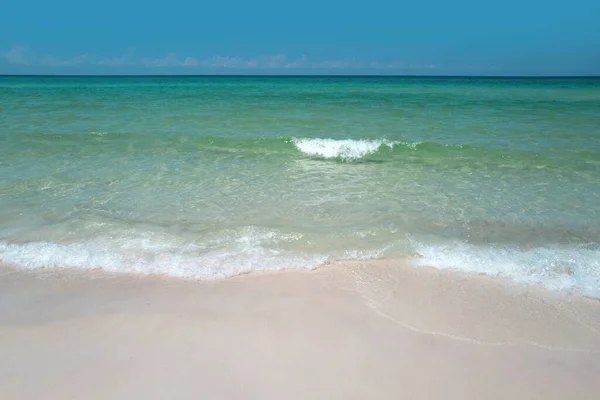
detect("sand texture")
[1,260,599,399]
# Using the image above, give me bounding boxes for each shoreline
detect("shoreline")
[1,260,599,399]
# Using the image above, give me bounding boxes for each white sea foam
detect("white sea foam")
[291,138,397,160]
[411,241,600,297]
[0,227,387,280]
[0,228,315,279]
[3,227,598,297]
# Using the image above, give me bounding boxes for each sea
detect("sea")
[1,76,599,296]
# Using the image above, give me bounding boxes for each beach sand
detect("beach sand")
[1,259,599,399]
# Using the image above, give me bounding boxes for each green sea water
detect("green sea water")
[1,76,599,294]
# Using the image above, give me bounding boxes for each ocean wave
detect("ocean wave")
[0,227,386,280]
[10,133,592,170]
[411,241,600,297]
[290,138,401,160]
[2,232,599,296]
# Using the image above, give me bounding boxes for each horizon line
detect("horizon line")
[1,74,599,78]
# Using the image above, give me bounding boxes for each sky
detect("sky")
[1,0,599,75]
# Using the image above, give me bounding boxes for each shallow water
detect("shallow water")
[1,76,599,295]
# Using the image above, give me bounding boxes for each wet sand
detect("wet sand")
[1,259,599,399]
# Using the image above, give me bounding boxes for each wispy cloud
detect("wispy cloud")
[206,56,244,68]
[140,53,182,67]
[96,48,137,66]
[96,52,405,70]
[41,54,93,66]
[1,45,31,65]
[183,57,199,67]
[1,45,451,72]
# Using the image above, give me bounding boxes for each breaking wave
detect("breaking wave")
[291,138,401,160]
[0,227,387,280]
[411,241,600,297]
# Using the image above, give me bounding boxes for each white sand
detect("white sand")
[1,259,599,399]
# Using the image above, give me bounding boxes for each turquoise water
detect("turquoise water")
[1,76,599,294]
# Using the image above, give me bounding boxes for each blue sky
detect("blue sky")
[1,0,599,75]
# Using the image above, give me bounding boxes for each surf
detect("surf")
[290,138,400,160]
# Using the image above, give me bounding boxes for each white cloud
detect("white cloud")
[207,55,249,68]
[183,57,199,67]
[246,58,259,68]
[284,55,309,69]
[266,54,287,68]
[141,53,182,67]
[2,45,30,65]
[408,63,436,69]
[382,61,408,69]
[194,54,399,70]
[97,48,137,66]
[41,54,92,66]
[2,45,452,72]
[312,58,363,69]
